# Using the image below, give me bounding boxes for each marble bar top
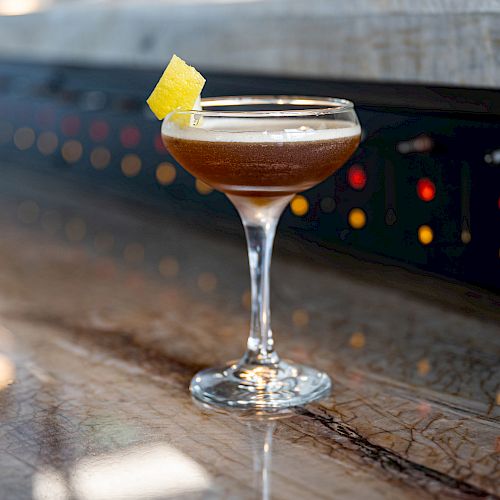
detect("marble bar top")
[0,167,498,499]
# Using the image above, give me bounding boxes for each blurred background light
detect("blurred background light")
[290,195,309,216]
[347,164,367,190]
[418,225,434,245]
[348,208,366,229]
[416,178,436,202]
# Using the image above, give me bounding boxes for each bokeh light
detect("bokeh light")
[61,140,83,163]
[290,195,309,216]
[156,162,176,185]
[37,131,58,155]
[89,120,109,142]
[416,178,436,202]
[320,197,336,213]
[418,225,434,245]
[90,147,111,170]
[120,126,141,148]
[14,127,35,150]
[347,164,367,190]
[195,179,213,195]
[121,154,142,177]
[348,208,366,229]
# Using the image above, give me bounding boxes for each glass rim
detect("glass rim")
[166,95,355,118]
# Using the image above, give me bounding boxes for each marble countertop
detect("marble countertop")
[0,168,498,499]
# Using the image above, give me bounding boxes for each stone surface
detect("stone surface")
[0,0,499,88]
[0,169,498,499]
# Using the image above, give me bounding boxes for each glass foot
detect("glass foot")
[190,360,331,409]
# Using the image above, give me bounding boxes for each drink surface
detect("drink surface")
[163,118,361,196]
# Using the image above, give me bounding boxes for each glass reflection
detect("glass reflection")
[249,422,275,500]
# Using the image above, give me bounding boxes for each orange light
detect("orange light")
[290,195,309,216]
[347,164,367,190]
[348,208,366,229]
[90,147,111,169]
[121,154,142,177]
[37,131,58,155]
[416,178,436,202]
[156,162,176,185]
[61,140,83,163]
[418,225,434,245]
[195,179,213,195]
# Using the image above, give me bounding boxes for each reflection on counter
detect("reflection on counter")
[33,443,212,500]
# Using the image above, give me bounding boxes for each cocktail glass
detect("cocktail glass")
[162,96,361,409]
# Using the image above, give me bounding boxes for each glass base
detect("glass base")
[190,359,331,409]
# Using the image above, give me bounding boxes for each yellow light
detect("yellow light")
[195,179,213,195]
[461,230,471,244]
[349,332,366,349]
[418,225,434,245]
[90,147,111,170]
[65,217,86,242]
[36,131,58,155]
[290,195,309,217]
[123,243,144,265]
[17,200,39,224]
[156,162,176,185]
[197,272,217,292]
[13,127,35,150]
[292,309,309,327]
[61,140,83,163]
[121,154,142,177]
[159,256,180,278]
[348,208,366,229]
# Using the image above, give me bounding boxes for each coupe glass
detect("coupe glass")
[162,96,361,409]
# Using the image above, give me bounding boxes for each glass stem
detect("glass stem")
[229,194,292,366]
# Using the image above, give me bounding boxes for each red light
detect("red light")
[416,178,436,202]
[120,126,141,148]
[154,133,167,154]
[89,120,109,142]
[61,115,81,136]
[347,165,367,190]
